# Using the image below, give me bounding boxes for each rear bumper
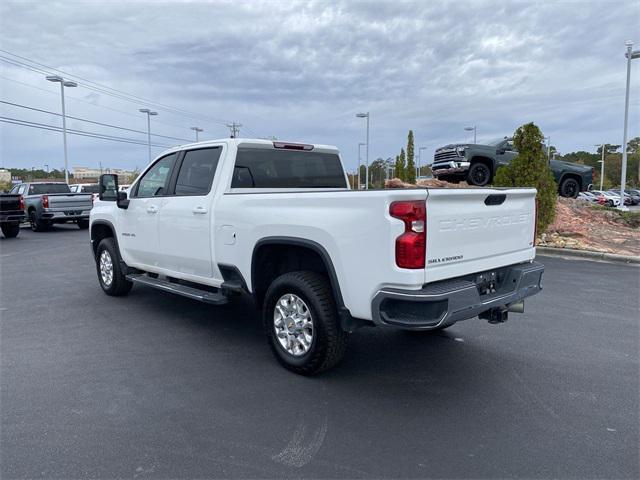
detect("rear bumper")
[371,261,544,330]
[42,210,91,222]
[0,211,26,223]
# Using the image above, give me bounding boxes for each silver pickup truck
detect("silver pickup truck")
[10,182,93,231]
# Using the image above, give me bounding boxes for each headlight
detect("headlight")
[456,146,467,155]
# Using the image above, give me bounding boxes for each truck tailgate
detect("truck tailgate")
[425,188,536,283]
[47,194,93,210]
[0,194,21,212]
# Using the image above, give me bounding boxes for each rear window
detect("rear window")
[231,148,346,188]
[81,185,100,194]
[28,184,71,194]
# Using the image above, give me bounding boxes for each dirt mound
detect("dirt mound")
[385,178,470,189]
[539,198,639,256]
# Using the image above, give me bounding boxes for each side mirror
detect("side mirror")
[99,174,118,201]
[497,148,506,154]
[116,191,130,209]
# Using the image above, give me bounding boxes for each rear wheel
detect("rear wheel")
[263,271,348,375]
[96,237,132,296]
[77,219,89,229]
[29,210,49,232]
[466,162,491,186]
[559,177,580,198]
[1,223,20,238]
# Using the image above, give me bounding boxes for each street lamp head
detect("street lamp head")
[139,108,150,113]
[63,81,77,88]
[46,75,63,83]
[356,113,368,118]
[191,127,203,132]
[625,40,634,47]
[358,142,366,147]
[149,111,158,116]
[464,126,475,131]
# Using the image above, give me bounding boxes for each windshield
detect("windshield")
[28,183,71,194]
[486,137,507,146]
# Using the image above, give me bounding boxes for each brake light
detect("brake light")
[273,141,314,151]
[19,195,25,210]
[390,200,426,269]
[42,195,49,208]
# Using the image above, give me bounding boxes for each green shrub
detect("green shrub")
[493,122,557,233]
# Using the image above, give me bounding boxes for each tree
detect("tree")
[596,144,621,155]
[627,136,640,154]
[406,130,416,184]
[493,122,557,234]
[395,150,406,181]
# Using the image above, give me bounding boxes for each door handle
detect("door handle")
[192,206,208,215]
[147,205,159,214]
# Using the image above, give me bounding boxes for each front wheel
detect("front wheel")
[559,178,580,198]
[1,223,20,238]
[77,219,89,229]
[263,271,348,375]
[466,163,491,186]
[96,237,132,296]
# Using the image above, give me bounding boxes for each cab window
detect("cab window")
[133,154,177,198]
[174,147,222,196]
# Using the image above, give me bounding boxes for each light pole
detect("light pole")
[619,41,640,211]
[139,109,158,162]
[46,75,77,184]
[542,136,552,161]
[191,126,203,142]
[356,112,370,189]
[357,142,365,189]
[464,125,476,144]
[44,164,49,174]
[595,144,606,191]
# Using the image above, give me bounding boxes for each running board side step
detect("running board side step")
[126,274,228,305]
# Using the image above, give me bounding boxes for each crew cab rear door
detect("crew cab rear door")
[156,145,224,279]
[424,188,537,283]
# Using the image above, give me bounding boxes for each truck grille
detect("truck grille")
[434,150,460,162]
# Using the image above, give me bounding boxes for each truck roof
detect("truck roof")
[161,138,340,156]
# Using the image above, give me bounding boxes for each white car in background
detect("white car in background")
[591,190,622,207]
[70,183,100,202]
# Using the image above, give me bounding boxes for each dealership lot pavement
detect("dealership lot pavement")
[1,226,638,479]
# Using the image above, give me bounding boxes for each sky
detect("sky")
[1,0,639,175]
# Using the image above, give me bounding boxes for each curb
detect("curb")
[536,246,640,264]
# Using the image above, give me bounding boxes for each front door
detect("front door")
[118,153,177,268]
[156,146,223,279]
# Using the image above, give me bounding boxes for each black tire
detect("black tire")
[77,219,89,229]
[263,271,348,375]
[29,210,49,232]
[96,237,133,296]
[606,200,614,207]
[559,177,580,198]
[466,162,492,186]
[1,223,20,238]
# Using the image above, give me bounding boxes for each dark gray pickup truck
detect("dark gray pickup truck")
[431,137,594,197]
[0,194,25,238]
[9,182,93,231]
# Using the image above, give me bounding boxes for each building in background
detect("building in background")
[0,169,11,184]
[72,167,136,183]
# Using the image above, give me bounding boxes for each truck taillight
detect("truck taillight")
[390,200,426,269]
[42,195,49,208]
[19,195,25,210]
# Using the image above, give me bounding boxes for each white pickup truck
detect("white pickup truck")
[91,138,544,374]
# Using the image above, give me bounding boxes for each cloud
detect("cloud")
[1,0,638,172]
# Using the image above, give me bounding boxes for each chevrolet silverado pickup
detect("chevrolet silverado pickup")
[11,182,93,231]
[0,193,25,238]
[91,138,544,375]
[432,137,594,197]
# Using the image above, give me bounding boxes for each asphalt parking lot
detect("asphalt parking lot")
[1,225,638,479]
